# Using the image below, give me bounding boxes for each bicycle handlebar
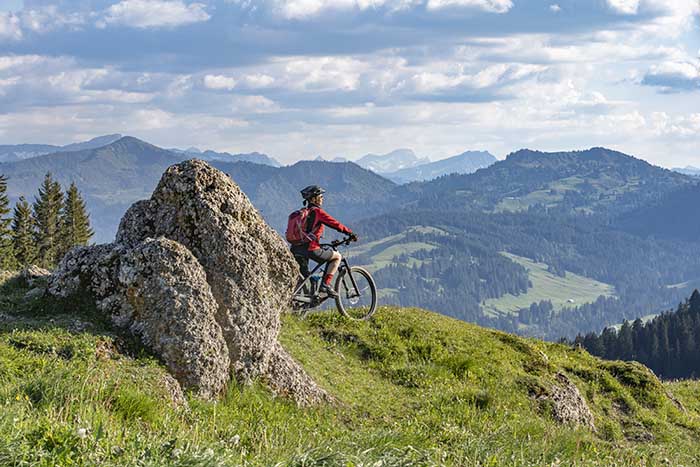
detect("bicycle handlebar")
[324,236,356,248]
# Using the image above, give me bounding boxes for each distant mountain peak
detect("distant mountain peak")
[382,149,497,183]
[356,148,430,173]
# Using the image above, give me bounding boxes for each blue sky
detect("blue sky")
[0,0,698,167]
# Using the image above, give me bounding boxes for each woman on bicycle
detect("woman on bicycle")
[291,185,357,298]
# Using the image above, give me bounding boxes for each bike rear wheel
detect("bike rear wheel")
[335,266,377,320]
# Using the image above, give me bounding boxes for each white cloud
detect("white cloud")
[203,74,238,90]
[102,0,210,28]
[275,0,422,19]
[642,60,700,91]
[20,6,87,33]
[0,12,22,40]
[242,73,276,88]
[274,0,510,18]
[549,4,561,13]
[606,0,640,15]
[0,54,47,71]
[426,0,513,13]
[283,56,366,91]
[231,95,279,113]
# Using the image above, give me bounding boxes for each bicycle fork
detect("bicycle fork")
[339,259,361,299]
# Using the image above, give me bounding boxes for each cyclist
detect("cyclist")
[290,185,357,298]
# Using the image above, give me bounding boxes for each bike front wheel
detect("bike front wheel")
[335,266,377,320]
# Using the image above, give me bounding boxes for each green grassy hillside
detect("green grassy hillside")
[1,273,699,466]
[483,252,615,317]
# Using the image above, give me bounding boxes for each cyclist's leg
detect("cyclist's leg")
[308,248,341,288]
[323,251,341,286]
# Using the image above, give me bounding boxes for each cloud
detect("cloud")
[549,4,561,13]
[273,0,419,19]
[426,0,513,13]
[0,12,22,40]
[606,0,640,15]
[273,0,513,18]
[641,61,700,92]
[101,0,210,28]
[203,74,237,90]
[20,6,87,33]
[241,73,276,88]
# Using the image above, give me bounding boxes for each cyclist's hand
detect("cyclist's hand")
[348,232,358,242]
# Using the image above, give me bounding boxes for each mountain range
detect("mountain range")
[170,147,281,167]
[355,148,430,173]
[0,134,123,162]
[353,148,497,183]
[673,166,700,177]
[381,150,496,184]
[3,134,700,341]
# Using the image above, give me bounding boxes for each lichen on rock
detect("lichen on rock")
[546,372,595,430]
[49,159,329,404]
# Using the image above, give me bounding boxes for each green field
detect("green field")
[483,252,616,316]
[1,271,700,466]
[351,225,447,273]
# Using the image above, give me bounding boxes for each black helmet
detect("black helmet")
[300,185,326,200]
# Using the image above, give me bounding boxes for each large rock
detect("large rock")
[49,239,230,399]
[116,160,298,382]
[49,159,328,404]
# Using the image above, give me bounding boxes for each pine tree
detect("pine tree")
[0,174,14,269]
[12,197,37,267]
[33,173,63,269]
[58,182,93,258]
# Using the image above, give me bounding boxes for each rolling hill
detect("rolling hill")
[2,273,700,465]
[0,137,399,242]
[615,181,700,242]
[0,134,122,162]
[0,137,182,242]
[406,147,693,215]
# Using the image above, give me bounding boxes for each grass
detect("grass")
[483,252,616,317]
[1,271,700,465]
[350,226,447,273]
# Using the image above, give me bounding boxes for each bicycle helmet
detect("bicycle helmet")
[300,185,326,200]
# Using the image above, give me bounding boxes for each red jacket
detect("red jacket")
[305,205,352,251]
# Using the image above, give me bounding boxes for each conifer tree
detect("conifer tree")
[12,197,37,267]
[58,182,93,258]
[0,174,14,269]
[33,173,63,268]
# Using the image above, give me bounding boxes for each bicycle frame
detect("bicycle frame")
[292,244,360,305]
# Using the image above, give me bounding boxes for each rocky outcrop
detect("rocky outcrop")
[546,373,595,429]
[48,159,329,404]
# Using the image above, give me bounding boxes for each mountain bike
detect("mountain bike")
[291,236,377,320]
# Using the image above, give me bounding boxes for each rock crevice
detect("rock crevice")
[49,159,329,405]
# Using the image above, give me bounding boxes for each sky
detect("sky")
[0,0,699,167]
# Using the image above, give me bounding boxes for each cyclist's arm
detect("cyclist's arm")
[315,208,352,235]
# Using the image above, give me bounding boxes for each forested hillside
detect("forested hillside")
[403,147,692,214]
[354,207,700,339]
[2,138,699,342]
[577,290,700,379]
[615,182,700,242]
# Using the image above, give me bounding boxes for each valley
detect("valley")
[2,135,700,343]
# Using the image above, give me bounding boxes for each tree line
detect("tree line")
[574,290,700,379]
[0,173,93,270]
